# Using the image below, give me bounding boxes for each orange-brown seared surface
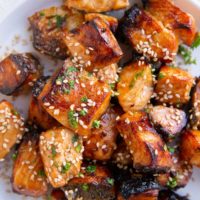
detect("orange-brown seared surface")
[0,100,25,159]
[180,130,200,167]
[64,164,115,200]
[12,132,47,197]
[190,79,200,130]
[0,53,40,95]
[143,0,197,46]
[83,106,119,160]
[155,66,194,106]
[51,189,66,200]
[29,6,84,59]
[120,6,178,63]
[39,127,83,188]
[117,61,153,112]
[64,18,123,71]
[28,76,60,130]
[116,111,172,172]
[65,0,129,12]
[156,153,192,188]
[38,59,111,137]
[85,13,118,32]
[118,191,158,200]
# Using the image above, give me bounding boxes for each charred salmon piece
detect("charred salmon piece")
[149,106,187,140]
[64,0,129,13]
[12,130,48,197]
[28,76,60,130]
[119,6,178,62]
[83,106,119,161]
[158,189,189,200]
[155,66,194,106]
[180,129,200,167]
[118,178,159,200]
[190,79,200,130]
[142,0,197,46]
[0,53,40,95]
[117,61,153,112]
[50,189,66,200]
[85,13,118,32]
[156,153,192,189]
[38,59,111,137]
[29,6,84,59]
[116,111,172,173]
[64,18,123,71]
[39,127,83,188]
[0,100,25,159]
[63,164,115,200]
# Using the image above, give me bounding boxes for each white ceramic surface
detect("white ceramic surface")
[0,0,200,199]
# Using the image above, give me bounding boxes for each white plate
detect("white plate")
[0,0,200,199]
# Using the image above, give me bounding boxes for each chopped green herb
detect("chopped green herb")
[68,110,78,128]
[11,109,19,116]
[56,76,63,84]
[38,169,46,177]
[67,66,77,73]
[72,135,79,143]
[92,120,101,128]
[64,88,70,94]
[107,178,114,186]
[78,172,84,177]
[75,144,82,153]
[61,162,71,173]
[51,145,57,159]
[167,146,175,154]
[79,110,87,116]
[129,70,144,88]
[39,12,45,16]
[178,45,196,64]
[167,177,177,189]
[55,15,65,28]
[81,96,88,103]
[82,184,89,191]
[109,83,115,90]
[12,153,17,160]
[86,165,96,174]
[192,33,200,49]
[69,80,75,89]
[88,72,93,77]
[158,73,165,79]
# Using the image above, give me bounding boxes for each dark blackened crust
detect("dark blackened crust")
[10,53,40,74]
[0,53,40,95]
[120,5,141,30]
[64,164,115,200]
[32,76,49,98]
[31,25,68,59]
[141,0,149,8]
[51,189,66,200]
[119,178,160,199]
[158,190,189,200]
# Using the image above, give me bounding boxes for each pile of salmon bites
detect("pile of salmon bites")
[0,0,200,199]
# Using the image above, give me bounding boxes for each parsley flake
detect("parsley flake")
[68,110,78,128]
[167,177,177,189]
[38,169,46,177]
[51,145,57,159]
[192,33,200,49]
[178,45,196,64]
[86,165,96,173]
[107,178,114,186]
[82,184,89,191]
[81,96,88,103]
[61,162,71,173]
[92,120,100,128]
